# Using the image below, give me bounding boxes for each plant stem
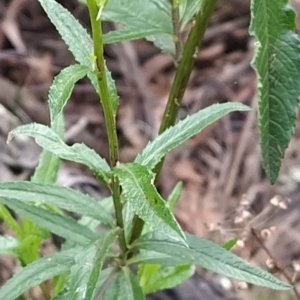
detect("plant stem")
[251,228,300,299]
[172,0,182,63]
[155,0,218,177]
[129,0,218,245]
[86,0,127,255]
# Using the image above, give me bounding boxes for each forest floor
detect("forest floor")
[1,0,300,299]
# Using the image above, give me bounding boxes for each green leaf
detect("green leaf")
[36,0,119,115]
[167,181,183,211]
[249,0,300,183]
[0,247,80,300]
[32,150,61,184]
[37,0,93,67]
[0,198,97,245]
[53,272,69,297]
[9,123,111,184]
[135,103,250,169]
[101,0,173,44]
[114,163,186,243]
[181,0,202,27]
[122,201,135,244]
[31,115,64,185]
[49,64,89,124]
[0,235,19,255]
[129,250,185,266]
[133,232,291,290]
[0,181,113,226]
[222,238,238,251]
[139,264,195,294]
[146,34,175,56]
[0,203,22,237]
[20,218,49,241]
[67,228,120,300]
[17,235,41,266]
[101,267,145,300]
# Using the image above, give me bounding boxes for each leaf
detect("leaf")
[9,123,111,184]
[181,0,202,27]
[114,163,186,243]
[31,115,64,185]
[133,232,291,290]
[128,250,185,266]
[17,235,42,266]
[53,272,69,297]
[0,181,113,226]
[101,267,145,300]
[0,236,19,255]
[0,203,22,237]
[249,0,300,183]
[135,103,250,169]
[122,201,135,244]
[167,181,183,211]
[222,238,238,251]
[68,239,117,298]
[49,64,89,124]
[66,228,120,300]
[37,0,93,67]
[139,264,195,294]
[0,247,80,300]
[101,0,173,44]
[146,34,175,56]
[0,198,97,245]
[36,0,119,115]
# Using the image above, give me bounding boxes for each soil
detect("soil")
[1,0,300,299]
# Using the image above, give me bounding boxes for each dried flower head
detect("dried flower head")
[261,228,272,240]
[266,258,275,269]
[237,282,248,290]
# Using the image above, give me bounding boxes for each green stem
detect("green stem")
[172,0,182,63]
[129,0,218,245]
[86,0,127,255]
[156,0,218,173]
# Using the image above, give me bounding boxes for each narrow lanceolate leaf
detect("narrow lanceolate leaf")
[133,232,291,290]
[135,103,250,169]
[102,0,173,44]
[139,264,195,294]
[0,203,22,237]
[0,236,19,255]
[128,250,185,266]
[0,181,113,226]
[101,267,145,300]
[49,64,89,124]
[114,163,186,244]
[222,238,238,251]
[0,198,97,245]
[250,0,300,183]
[31,114,64,184]
[167,181,183,211]
[37,0,93,67]
[0,247,80,300]
[9,123,111,184]
[67,229,120,300]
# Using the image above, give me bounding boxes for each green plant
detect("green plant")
[0,0,299,299]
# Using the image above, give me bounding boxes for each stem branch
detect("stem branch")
[251,228,300,299]
[130,0,218,244]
